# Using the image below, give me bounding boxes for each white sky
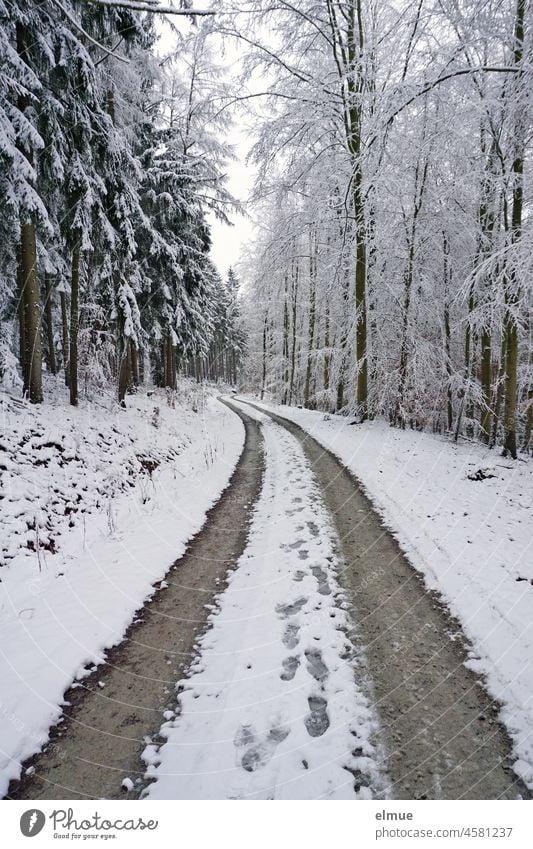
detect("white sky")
[209,129,256,278]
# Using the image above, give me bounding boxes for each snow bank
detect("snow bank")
[245,398,533,789]
[0,380,244,797]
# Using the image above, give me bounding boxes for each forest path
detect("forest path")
[9,399,527,800]
[8,401,264,801]
[234,398,528,800]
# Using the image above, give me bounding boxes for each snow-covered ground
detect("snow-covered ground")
[244,397,533,789]
[0,379,244,797]
[145,403,389,800]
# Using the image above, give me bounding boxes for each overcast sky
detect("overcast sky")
[209,129,256,278]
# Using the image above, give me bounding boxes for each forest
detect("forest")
[1,1,531,457]
[0,0,245,409]
[239,0,532,461]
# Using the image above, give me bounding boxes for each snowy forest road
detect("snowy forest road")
[8,401,264,801]
[231,399,529,800]
[9,399,528,800]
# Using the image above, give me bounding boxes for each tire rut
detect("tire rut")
[8,400,264,801]
[238,399,529,801]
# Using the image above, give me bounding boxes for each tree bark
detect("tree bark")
[503,310,518,457]
[131,343,139,386]
[60,290,70,387]
[69,245,80,406]
[20,222,43,403]
[304,239,316,408]
[282,273,289,404]
[440,236,452,435]
[288,261,299,406]
[323,295,330,399]
[16,22,43,403]
[480,330,492,441]
[523,389,532,453]
[44,274,57,376]
[503,0,525,459]
[261,313,268,400]
[118,337,131,405]
[17,246,26,392]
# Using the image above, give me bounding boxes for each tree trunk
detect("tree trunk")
[131,344,139,386]
[69,245,80,406]
[44,274,57,376]
[60,290,70,387]
[490,336,506,448]
[288,262,299,406]
[444,305,453,433]
[282,274,289,404]
[323,297,330,399]
[336,272,350,412]
[17,247,26,392]
[480,330,492,442]
[118,337,131,406]
[397,241,414,427]
[261,313,268,400]
[442,233,453,432]
[397,148,428,427]
[522,389,532,453]
[164,332,176,389]
[503,311,518,457]
[455,281,476,442]
[354,169,368,418]
[171,344,177,389]
[304,241,316,409]
[16,22,42,404]
[20,222,43,403]
[503,0,525,459]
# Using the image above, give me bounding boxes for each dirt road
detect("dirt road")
[9,402,263,800]
[9,398,527,800]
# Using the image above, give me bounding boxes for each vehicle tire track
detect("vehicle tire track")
[8,401,264,800]
[238,399,530,800]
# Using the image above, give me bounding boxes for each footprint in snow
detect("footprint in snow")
[310,564,331,595]
[285,539,306,550]
[305,696,330,738]
[282,622,300,649]
[234,724,255,749]
[239,725,291,773]
[307,521,319,538]
[280,656,300,681]
[276,596,308,618]
[305,648,328,683]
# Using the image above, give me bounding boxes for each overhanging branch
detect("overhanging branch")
[367,65,521,149]
[85,0,215,14]
[51,0,131,62]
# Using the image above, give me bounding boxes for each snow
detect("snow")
[0,379,244,798]
[245,397,533,789]
[145,402,389,800]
